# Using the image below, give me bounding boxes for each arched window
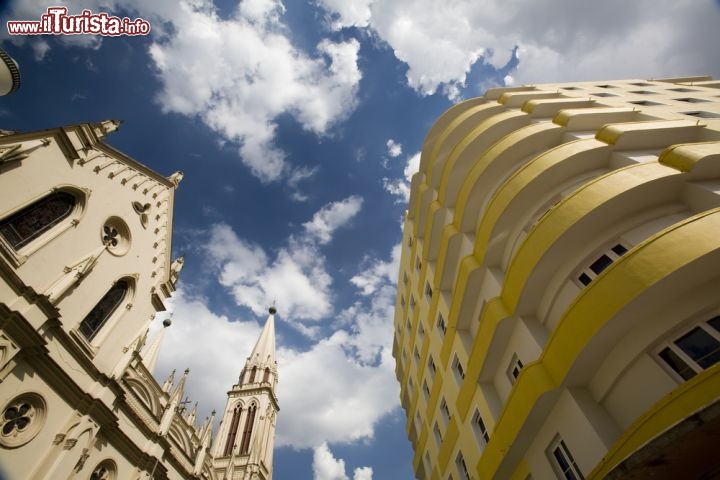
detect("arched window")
[0,191,75,249]
[223,405,242,456]
[240,404,257,455]
[263,367,270,383]
[249,366,257,383]
[79,280,129,340]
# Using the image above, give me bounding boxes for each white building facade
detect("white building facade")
[0,121,278,479]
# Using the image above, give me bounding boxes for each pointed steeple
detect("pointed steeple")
[159,368,189,436]
[141,316,172,374]
[247,306,277,369]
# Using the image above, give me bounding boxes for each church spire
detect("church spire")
[247,306,277,369]
[141,316,172,374]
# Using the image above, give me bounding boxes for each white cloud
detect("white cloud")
[313,443,348,480]
[151,289,262,427]
[207,196,362,322]
[303,195,364,245]
[353,467,373,480]
[4,0,362,184]
[316,0,720,97]
[383,151,420,203]
[386,139,402,158]
[350,244,400,296]
[312,443,374,480]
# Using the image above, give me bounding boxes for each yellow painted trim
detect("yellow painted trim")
[509,459,531,480]
[595,119,697,145]
[452,122,561,230]
[503,162,677,310]
[658,141,720,173]
[437,110,528,201]
[471,138,608,264]
[589,366,720,479]
[476,209,720,479]
[438,417,460,473]
[426,103,504,185]
[421,200,442,262]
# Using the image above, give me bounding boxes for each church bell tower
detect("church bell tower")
[212,307,279,480]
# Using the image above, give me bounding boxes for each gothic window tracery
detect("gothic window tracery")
[89,460,116,480]
[79,280,129,341]
[240,404,256,454]
[0,191,75,249]
[224,405,242,456]
[0,393,45,448]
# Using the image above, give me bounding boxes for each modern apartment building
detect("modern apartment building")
[393,76,720,479]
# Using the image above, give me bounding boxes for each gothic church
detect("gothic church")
[0,120,278,479]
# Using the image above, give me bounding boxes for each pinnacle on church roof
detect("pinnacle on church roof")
[245,306,277,370]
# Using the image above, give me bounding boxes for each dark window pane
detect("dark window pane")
[611,244,628,256]
[578,273,592,286]
[79,280,128,340]
[0,192,75,249]
[674,327,720,369]
[659,347,696,380]
[707,316,720,333]
[589,254,613,275]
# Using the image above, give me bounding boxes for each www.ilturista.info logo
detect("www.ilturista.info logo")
[7,7,150,36]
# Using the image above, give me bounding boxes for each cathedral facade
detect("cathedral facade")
[0,121,278,479]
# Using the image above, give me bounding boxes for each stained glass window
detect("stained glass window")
[79,280,128,340]
[0,191,75,249]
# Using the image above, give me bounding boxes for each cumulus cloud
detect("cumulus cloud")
[350,244,400,296]
[386,139,402,158]
[316,0,720,97]
[207,196,362,322]
[4,0,362,184]
[303,195,364,245]
[313,443,374,480]
[382,151,420,203]
[151,289,262,426]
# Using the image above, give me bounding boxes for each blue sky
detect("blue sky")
[2,1,719,479]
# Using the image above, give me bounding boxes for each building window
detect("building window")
[78,279,129,341]
[548,437,584,480]
[682,111,720,119]
[628,100,663,107]
[239,404,257,454]
[0,392,46,448]
[437,313,447,337]
[400,295,406,309]
[263,367,270,383]
[577,243,628,286]
[410,296,416,311]
[0,191,76,249]
[630,90,657,95]
[248,366,257,383]
[596,84,618,88]
[592,92,617,97]
[507,354,524,384]
[440,397,451,425]
[424,451,431,472]
[423,380,430,401]
[406,318,412,333]
[418,323,425,342]
[452,355,465,385]
[472,409,490,446]
[658,315,720,381]
[408,376,414,394]
[224,405,242,456]
[630,81,654,86]
[669,87,698,92]
[90,460,117,480]
[408,235,413,248]
[415,411,422,431]
[428,356,437,378]
[414,346,421,363]
[425,281,433,301]
[433,421,442,446]
[403,271,409,285]
[676,97,708,103]
[456,451,471,480]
